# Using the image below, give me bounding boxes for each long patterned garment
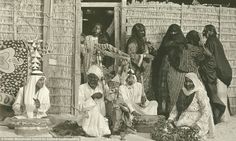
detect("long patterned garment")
[167,45,201,113]
[126,41,153,100]
[169,90,213,138]
[169,73,214,139]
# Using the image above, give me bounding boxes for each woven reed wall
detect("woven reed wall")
[0,0,43,40]
[125,2,236,114]
[0,0,75,115]
[46,0,75,114]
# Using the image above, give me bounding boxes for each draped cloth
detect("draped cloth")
[205,36,232,122]
[169,73,214,138]
[77,83,111,137]
[77,65,111,137]
[119,82,158,115]
[12,75,50,119]
[205,36,232,87]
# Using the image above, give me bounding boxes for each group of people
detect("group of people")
[7,22,232,140]
[152,24,232,124]
[78,23,232,139]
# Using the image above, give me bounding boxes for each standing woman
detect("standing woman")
[126,23,154,99]
[186,30,226,124]
[152,24,186,116]
[203,25,232,122]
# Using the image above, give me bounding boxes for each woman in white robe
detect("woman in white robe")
[77,65,111,137]
[119,70,158,116]
[12,74,50,119]
[168,72,214,139]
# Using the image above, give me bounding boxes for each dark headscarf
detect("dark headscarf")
[152,24,187,92]
[92,23,111,44]
[204,25,232,86]
[126,23,146,54]
[186,30,201,47]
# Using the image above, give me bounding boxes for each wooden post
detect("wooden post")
[180,3,184,30]
[114,7,120,49]
[42,0,53,78]
[121,0,127,51]
[219,5,222,40]
[73,0,81,115]
[13,0,17,40]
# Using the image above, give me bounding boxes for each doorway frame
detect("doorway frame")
[80,2,121,49]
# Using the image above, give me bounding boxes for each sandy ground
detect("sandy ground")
[206,116,236,141]
[1,115,236,141]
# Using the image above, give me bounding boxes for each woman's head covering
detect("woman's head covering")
[131,23,146,38]
[24,74,49,118]
[203,24,217,37]
[126,23,146,54]
[182,72,206,96]
[165,24,187,44]
[87,65,103,80]
[186,30,200,46]
[126,69,137,82]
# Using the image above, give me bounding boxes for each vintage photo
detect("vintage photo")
[0,0,235,141]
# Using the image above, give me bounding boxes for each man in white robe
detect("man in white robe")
[12,73,50,119]
[119,70,158,116]
[77,65,111,137]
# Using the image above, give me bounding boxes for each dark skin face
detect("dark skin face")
[87,73,99,89]
[36,77,45,90]
[184,77,195,91]
[92,24,102,37]
[126,75,135,86]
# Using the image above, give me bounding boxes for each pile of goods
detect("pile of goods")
[150,118,200,141]
[51,120,86,137]
[132,115,165,133]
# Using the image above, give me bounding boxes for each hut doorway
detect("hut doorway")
[80,2,121,49]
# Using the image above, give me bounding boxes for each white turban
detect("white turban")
[87,65,103,80]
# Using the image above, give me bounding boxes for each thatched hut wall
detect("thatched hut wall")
[0,0,75,114]
[124,2,236,114]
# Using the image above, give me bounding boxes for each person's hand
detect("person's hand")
[166,119,175,128]
[33,98,40,109]
[131,111,141,116]
[203,47,212,56]
[91,92,103,99]
[192,123,201,131]
[141,96,146,105]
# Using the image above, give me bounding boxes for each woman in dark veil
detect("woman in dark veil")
[152,24,187,116]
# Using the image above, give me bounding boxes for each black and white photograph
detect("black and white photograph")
[0,0,236,141]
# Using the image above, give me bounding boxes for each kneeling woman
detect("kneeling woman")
[168,73,214,139]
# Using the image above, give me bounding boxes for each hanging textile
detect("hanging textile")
[0,40,29,106]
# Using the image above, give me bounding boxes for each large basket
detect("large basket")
[12,118,50,136]
[133,115,165,133]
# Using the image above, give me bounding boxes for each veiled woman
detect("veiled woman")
[186,30,226,124]
[152,24,188,116]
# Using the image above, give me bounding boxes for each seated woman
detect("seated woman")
[12,72,50,119]
[119,69,158,116]
[167,72,214,139]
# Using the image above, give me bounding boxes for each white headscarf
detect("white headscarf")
[182,72,206,96]
[125,69,137,83]
[24,75,49,118]
[87,65,103,80]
